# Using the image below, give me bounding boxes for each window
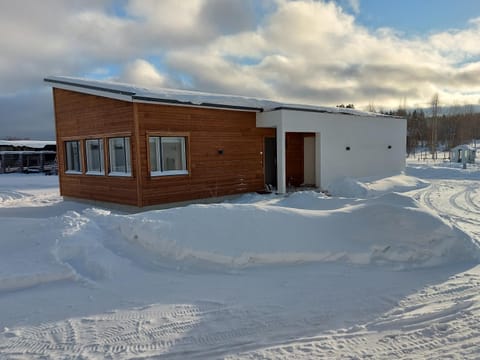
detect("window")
[109,137,131,176]
[65,140,82,173]
[149,136,187,176]
[85,139,104,175]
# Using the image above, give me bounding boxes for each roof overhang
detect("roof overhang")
[44,75,401,118]
[44,77,263,112]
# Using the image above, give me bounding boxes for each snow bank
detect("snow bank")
[0,217,75,292]
[78,192,479,271]
[328,174,429,198]
[328,177,369,198]
[0,172,477,286]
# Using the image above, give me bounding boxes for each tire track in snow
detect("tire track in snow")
[229,268,480,360]
[416,180,480,244]
[0,302,290,359]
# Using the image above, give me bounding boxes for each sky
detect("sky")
[1,0,480,140]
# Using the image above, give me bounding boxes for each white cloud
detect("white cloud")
[163,0,480,109]
[1,0,480,138]
[119,59,168,88]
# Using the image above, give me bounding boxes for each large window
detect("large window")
[149,136,188,176]
[65,140,82,173]
[109,137,131,176]
[85,139,104,175]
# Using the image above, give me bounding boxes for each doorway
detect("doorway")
[264,137,277,189]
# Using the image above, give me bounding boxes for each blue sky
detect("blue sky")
[1,0,480,139]
[356,0,480,34]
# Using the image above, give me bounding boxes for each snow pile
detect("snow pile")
[0,172,477,291]
[0,217,75,292]
[0,190,30,204]
[328,174,429,198]
[328,177,369,198]
[79,192,478,271]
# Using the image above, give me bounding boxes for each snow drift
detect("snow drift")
[1,173,478,293]
[103,193,478,270]
[47,191,477,276]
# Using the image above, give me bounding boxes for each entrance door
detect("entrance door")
[303,136,315,186]
[264,137,277,188]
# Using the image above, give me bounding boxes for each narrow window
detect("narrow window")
[85,139,104,175]
[65,140,82,173]
[109,137,131,176]
[149,136,188,176]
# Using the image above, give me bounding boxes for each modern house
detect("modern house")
[44,76,406,207]
[0,140,56,174]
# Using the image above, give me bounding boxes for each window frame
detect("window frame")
[108,136,132,177]
[64,140,83,174]
[85,138,105,175]
[147,133,189,177]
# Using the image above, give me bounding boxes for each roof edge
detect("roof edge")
[44,77,136,97]
[132,95,263,112]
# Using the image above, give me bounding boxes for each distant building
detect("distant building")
[0,140,56,173]
[450,145,476,164]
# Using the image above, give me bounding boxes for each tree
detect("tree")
[430,93,439,159]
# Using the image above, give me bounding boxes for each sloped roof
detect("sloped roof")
[45,75,394,118]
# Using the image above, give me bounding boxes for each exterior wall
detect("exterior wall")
[257,110,406,190]
[135,103,275,206]
[53,89,139,206]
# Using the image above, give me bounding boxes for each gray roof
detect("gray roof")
[44,75,393,117]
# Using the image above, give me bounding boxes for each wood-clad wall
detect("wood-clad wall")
[53,89,139,206]
[136,103,275,206]
[53,89,275,207]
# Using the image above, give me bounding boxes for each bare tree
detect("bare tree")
[431,93,439,159]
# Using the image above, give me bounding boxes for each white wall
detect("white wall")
[257,110,406,190]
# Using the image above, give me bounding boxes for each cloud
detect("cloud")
[0,91,55,140]
[1,0,480,138]
[164,1,480,109]
[118,59,168,88]
[199,0,256,34]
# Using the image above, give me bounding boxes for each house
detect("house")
[450,144,476,164]
[44,76,406,208]
[0,140,56,174]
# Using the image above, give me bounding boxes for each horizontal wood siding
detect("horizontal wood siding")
[53,89,138,206]
[136,103,275,206]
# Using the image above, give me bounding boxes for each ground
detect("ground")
[0,159,480,359]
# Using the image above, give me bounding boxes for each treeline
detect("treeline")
[381,105,480,157]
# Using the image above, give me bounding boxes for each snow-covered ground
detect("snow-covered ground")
[1,160,480,359]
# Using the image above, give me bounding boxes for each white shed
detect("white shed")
[450,145,476,164]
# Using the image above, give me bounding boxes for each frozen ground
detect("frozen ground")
[0,160,480,359]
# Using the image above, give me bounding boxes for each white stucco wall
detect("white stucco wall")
[256,109,406,191]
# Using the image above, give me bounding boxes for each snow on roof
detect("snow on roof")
[451,144,476,151]
[0,140,56,149]
[44,75,392,118]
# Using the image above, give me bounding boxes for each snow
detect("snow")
[1,164,480,358]
[45,75,391,117]
[0,140,55,149]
